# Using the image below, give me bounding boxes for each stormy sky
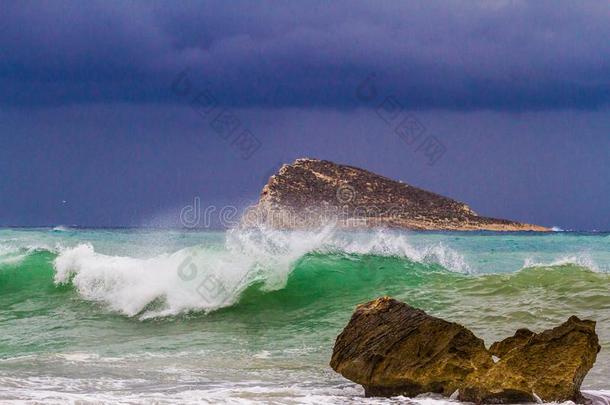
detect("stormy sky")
[1,1,609,229]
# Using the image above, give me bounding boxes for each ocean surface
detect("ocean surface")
[0,227,609,404]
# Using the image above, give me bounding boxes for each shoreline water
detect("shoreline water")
[0,227,608,403]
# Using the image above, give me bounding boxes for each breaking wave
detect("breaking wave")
[50,228,472,318]
[522,254,602,273]
[2,227,608,320]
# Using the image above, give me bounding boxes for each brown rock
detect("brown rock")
[489,328,535,358]
[331,298,601,403]
[329,297,494,397]
[461,316,601,404]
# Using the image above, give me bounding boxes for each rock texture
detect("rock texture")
[244,158,548,231]
[461,316,602,404]
[330,297,600,403]
[488,328,535,358]
[330,297,494,398]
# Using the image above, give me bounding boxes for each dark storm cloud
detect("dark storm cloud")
[1,0,610,109]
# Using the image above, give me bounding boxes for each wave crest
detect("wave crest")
[523,254,601,273]
[0,242,56,266]
[51,228,471,318]
[49,227,608,319]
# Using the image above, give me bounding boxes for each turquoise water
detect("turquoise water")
[0,227,609,403]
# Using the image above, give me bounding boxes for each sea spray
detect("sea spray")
[51,227,474,318]
[46,227,610,318]
[523,254,602,273]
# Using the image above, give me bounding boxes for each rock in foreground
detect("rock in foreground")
[330,297,494,397]
[330,297,600,403]
[461,316,601,404]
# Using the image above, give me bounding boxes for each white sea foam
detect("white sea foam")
[522,254,602,273]
[0,246,26,266]
[53,243,240,318]
[0,240,59,257]
[52,227,472,318]
[327,230,472,273]
[0,373,605,405]
[0,243,53,266]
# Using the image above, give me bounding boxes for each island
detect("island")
[242,158,549,231]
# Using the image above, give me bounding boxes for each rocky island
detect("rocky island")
[243,158,549,231]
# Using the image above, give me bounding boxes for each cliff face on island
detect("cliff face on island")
[243,158,549,231]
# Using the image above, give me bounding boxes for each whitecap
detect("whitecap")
[51,226,474,318]
[522,254,602,273]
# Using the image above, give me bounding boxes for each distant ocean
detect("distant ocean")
[1,227,609,404]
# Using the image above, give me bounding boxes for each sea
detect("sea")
[0,226,609,404]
